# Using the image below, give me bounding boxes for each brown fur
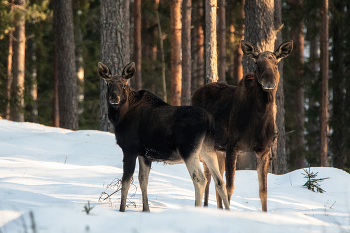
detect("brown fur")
[192,40,293,211]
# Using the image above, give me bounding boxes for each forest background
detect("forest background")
[0,0,349,174]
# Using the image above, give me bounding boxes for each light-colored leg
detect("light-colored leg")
[138,156,151,212]
[184,154,207,207]
[120,154,137,212]
[256,148,270,212]
[201,145,230,210]
[214,151,225,209]
[202,160,211,207]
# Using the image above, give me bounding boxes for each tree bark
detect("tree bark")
[181,0,191,106]
[12,0,26,122]
[271,0,287,174]
[134,0,142,90]
[205,0,218,83]
[290,0,305,169]
[53,54,59,127]
[331,0,345,169]
[218,0,225,83]
[233,0,245,84]
[124,0,131,65]
[6,0,14,120]
[243,0,276,75]
[196,0,205,87]
[171,0,182,106]
[243,0,276,170]
[53,0,78,130]
[320,0,329,167]
[100,0,127,131]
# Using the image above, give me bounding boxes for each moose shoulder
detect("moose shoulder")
[98,62,230,212]
[192,40,293,211]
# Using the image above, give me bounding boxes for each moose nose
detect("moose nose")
[262,83,276,91]
[109,96,120,106]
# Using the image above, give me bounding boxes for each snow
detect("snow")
[0,119,349,233]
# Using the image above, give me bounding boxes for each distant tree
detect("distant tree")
[100,0,128,131]
[320,0,329,167]
[134,0,142,90]
[330,0,345,169]
[181,0,191,106]
[217,0,225,83]
[233,0,244,84]
[271,0,287,174]
[11,0,26,122]
[289,0,306,169]
[6,0,14,120]
[170,0,181,106]
[53,0,78,130]
[196,0,205,88]
[205,0,218,83]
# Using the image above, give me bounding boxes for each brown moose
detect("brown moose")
[192,40,293,211]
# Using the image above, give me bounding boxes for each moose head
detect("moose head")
[241,40,293,91]
[98,62,136,108]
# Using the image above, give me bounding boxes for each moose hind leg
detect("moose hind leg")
[215,151,225,209]
[138,156,152,212]
[201,143,230,210]
[120,154,137,212]
[202,160,211,207]
[256,148,270,212]
[184,153,207,207]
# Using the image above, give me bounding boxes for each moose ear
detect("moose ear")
[122,62,136,80]
[241,41,259,61]
[98,62,111,79]
[274,40,293,62]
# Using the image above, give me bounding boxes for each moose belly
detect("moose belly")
[144,148,184,164]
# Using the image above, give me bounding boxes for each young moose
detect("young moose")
[98,62,230,212]
[192,40,293,211]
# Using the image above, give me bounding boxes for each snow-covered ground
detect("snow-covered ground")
[0,119,349,233]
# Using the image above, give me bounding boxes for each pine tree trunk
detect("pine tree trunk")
[151,0,159,62]
[197,0,205,87]
[53,54,59,127]
[191,4,198,95]
[290,0,305,169]
[134,0,142,90]
[171,0,182,106]
[218,0,225,83]
[331,0,345,169]
[307,22,320,164]
[271,0,287,174]
[12,0,26,122]
[243,0,275,74]
[27,37,38,123]
[100,0,127,131]
[6,0,14,120]
[233,0,244,84]
[243,0,276,170]
[320,0,329,167]
[124,0,131,64]
[205,0,218,83]
[53,0,78,130]
[181,0,191,106]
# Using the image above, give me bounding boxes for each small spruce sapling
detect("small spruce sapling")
[83,201,94,215]
[302,166,329,193]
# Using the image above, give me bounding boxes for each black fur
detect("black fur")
[98,62,230,212]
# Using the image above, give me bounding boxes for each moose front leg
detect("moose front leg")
[120,154,137,212]
[256,147,270,212]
